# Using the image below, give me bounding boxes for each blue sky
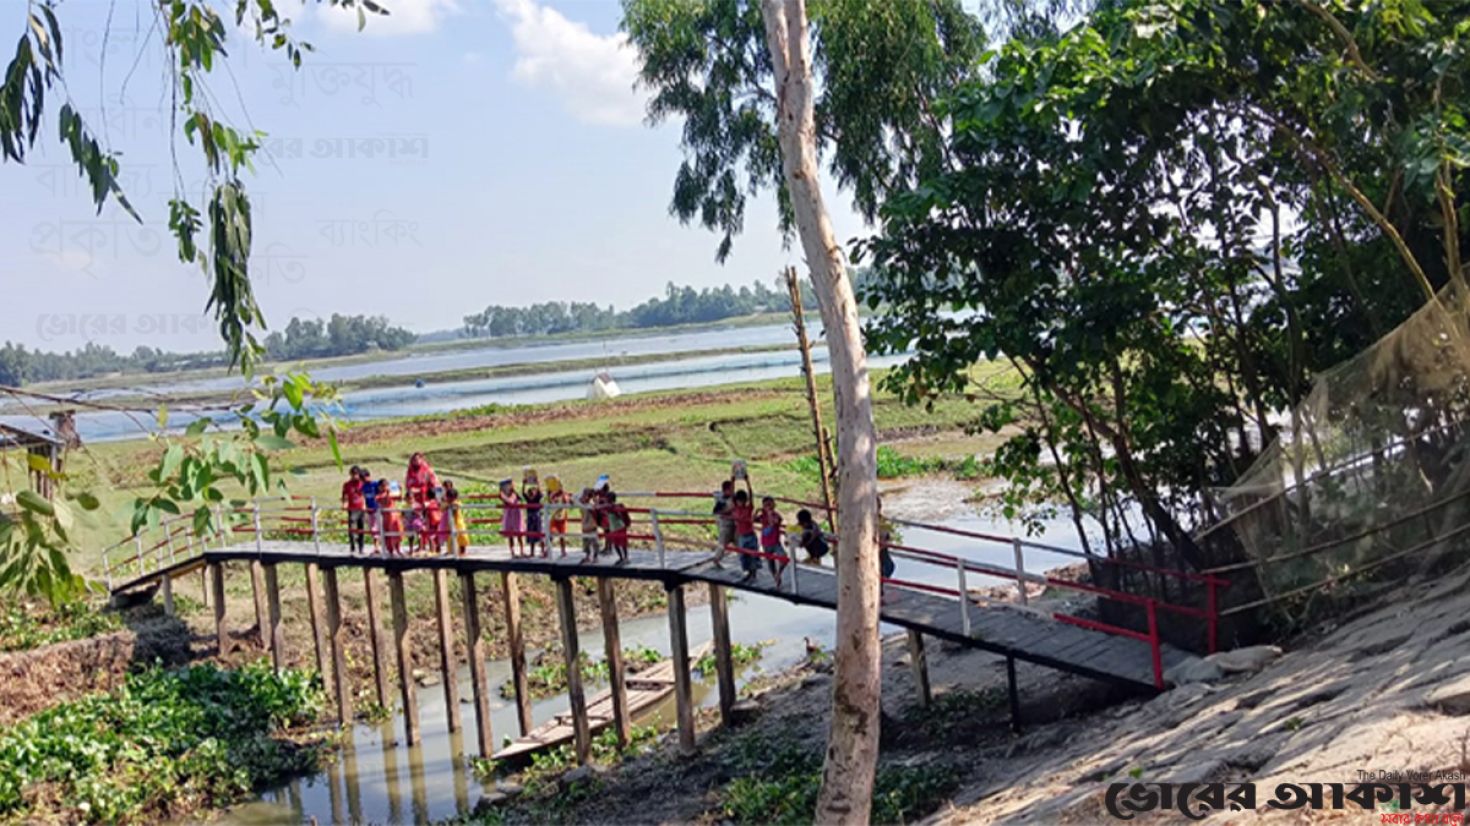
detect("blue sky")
[1,0,867,352]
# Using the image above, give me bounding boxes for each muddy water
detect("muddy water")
[226,500,1095,824]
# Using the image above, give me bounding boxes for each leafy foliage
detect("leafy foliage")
[0,599,122,653]
[718,731,959,824]
[621,0,986,261]
[0,0,390,373]
[862,0,1470,564]
[0,660,324,823]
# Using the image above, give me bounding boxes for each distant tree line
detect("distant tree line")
[261,314,415,361]
[0,314,415,386]
[461,273,875,338]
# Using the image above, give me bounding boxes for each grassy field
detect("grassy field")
[42,364,1020,570]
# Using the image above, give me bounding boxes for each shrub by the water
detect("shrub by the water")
[0,659,324,823]
[0,600,122,652]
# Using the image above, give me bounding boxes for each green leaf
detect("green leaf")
[72,492,101,511]
[160,443,184,480]
[16,490,54,517]
[254,434,295,451]
[327,428,344,470]
[185,417,211,436]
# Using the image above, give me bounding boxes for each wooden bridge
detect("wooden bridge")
[102,494,1216,764]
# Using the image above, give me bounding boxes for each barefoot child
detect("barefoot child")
[500,479,524,556]
[577,487,600,564]
[758,496,787,587]
[605,492,630,565]
[445,482,469,555]
[711,479,735,568]
[381,482,404,555]
[732,490,760,584]
[795,509,829,565]
[405,506,425,555]
[522,469,544,557]
[546,475,572,557]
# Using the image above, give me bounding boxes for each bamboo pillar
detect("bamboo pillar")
[1006,655,1022,733]
[432,569,462,732]
[161,574,175,616]
[501,572,533,736]
[786,266,837,530]
[708,582,737,725]
[667,583,695,754]
[596,578,631,747]
[250,559,271,652]
[201,566,209,607]
[264,564,286,671]
[304,562,332,692]
[389,570,420,745]
[322,566,353,726]
[906,629,931,708]
[363,567,392,709]
[460,572,493,758]
[210,562,228,655]
[554,577,591,764]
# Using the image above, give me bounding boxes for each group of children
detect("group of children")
[495,471,633,565]
[340,454,470,556]
[340,458,892,582]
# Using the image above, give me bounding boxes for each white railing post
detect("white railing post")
[1012,537,1029,606]
[134,535,144,579]
[310,497,321,554]
[651,509,666,568]
[956,558,971,637]
[253,503,264,553]
[216,505,228,550]
[790,545,799,596]
[165,524,177,567]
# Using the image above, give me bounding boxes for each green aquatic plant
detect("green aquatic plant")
[0,600,123,653]
[0,659,324,823]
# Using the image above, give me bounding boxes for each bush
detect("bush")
[0,660,324,823]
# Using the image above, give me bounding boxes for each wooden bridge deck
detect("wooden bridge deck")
[118,540,1192,691]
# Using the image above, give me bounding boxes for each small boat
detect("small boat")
[586,369,621,400]
[492,642,712,762]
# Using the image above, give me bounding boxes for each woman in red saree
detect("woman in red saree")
[405,453,442,552]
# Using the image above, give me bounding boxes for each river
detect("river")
[225,499,1092,824]
[7,323,907,443]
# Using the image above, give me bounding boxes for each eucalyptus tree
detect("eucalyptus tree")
[622,0,984,819]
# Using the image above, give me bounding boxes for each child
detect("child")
[445,482,469,556]
[380,482,404,556]
[500,479,524,556]
[546,475,572,557]
[795,509,829,565]
[711,479,735,568]
[758,496,787,587]
[522,473,545,557]
[405,506,425,555]
[360,468,381,551]
[732,489,760,584]
[577,487,601,564]
[342,466,366,553]
[605,492,630,565]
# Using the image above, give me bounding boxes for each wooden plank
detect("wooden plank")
[389,570,420,745]
[250,559,271,653]
[906,629,932,708]
[264,563,286,671]
[596,578,631,747]
[667,583,695,755]
[555,577,591,764]
[502,572,533,736]
[708,582,736,726]
[322,566,353,726]
[363,567,392,709]
[433,569,462,733]
[211,562,228,655]
[161,574,175,616]
[460,572,493,758]
[304,563,332,694]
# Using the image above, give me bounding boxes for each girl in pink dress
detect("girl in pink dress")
[500,479,524,556]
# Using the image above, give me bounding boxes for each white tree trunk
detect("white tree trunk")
[759,1,883,822]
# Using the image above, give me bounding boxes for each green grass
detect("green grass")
[718,731,960,824]
[0,659,326,823]
[0,600,123,653]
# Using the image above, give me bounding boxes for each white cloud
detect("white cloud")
[494,0,648,127]
[318,0,460,37]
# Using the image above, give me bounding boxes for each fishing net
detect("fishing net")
[1214,280,1470,616]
